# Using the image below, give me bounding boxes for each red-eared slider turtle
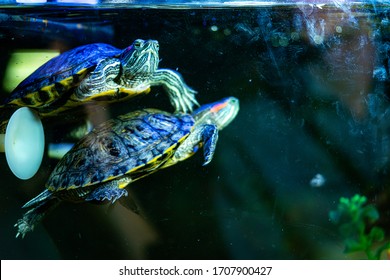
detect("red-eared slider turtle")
[1,39,197,119]
[15,97,239,237]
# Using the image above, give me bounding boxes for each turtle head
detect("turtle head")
[193,97,239,130]
[120,39,160,77]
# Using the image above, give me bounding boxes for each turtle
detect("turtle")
[15,96,239,238]
[1,39,198,121]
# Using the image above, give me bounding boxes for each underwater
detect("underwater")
[0,0,390,260]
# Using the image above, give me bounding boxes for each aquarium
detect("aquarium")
[0,0,389,260]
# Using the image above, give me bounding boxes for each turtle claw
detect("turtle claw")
[153,69,199,113]
[184,87,199,111]
[173,86,198,114]
[189,91,200,107]
[15,218,34,239]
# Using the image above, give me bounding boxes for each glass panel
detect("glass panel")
[0,0,389,259]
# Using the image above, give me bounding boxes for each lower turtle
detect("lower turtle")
[15,96,239,238]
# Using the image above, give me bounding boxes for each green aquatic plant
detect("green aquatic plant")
[329,194,390,259]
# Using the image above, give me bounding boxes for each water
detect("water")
[0,1,390,259]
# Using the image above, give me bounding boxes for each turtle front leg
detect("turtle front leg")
[75,58,147,102]
[167,124,219,167]
[200,124,219,166]
[151,69,199,113]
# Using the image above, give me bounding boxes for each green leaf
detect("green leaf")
[344,238,366,253]
[351,194,366,206]
[339,223,355,237]
[362,205,380,223]
[329,194,388,259]
[369,227,384,242]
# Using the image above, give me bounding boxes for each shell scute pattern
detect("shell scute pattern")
[47,109,195,192]
[146,112,179,133]
[7,44,121,103]
[47,146,96,191]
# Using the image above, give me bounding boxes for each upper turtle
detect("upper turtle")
[14,97,239,237]
[1,39,198,117]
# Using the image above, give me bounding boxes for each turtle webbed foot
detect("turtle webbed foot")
[168,82,199,114]
[85,183,128,204]
[15,218,34,239]
[153,69,199,113]
[201,124,219,166]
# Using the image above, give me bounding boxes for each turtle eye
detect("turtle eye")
[134,39,143,49]
[155,42,159,51]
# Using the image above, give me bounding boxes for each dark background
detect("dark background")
[0,4,389,259]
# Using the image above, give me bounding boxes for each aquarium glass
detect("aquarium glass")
[0,0,389,260]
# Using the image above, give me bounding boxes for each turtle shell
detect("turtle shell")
[3,43,121,109]
[46,109,195,192]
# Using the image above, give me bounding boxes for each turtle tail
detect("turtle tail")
[15,190,60,238]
